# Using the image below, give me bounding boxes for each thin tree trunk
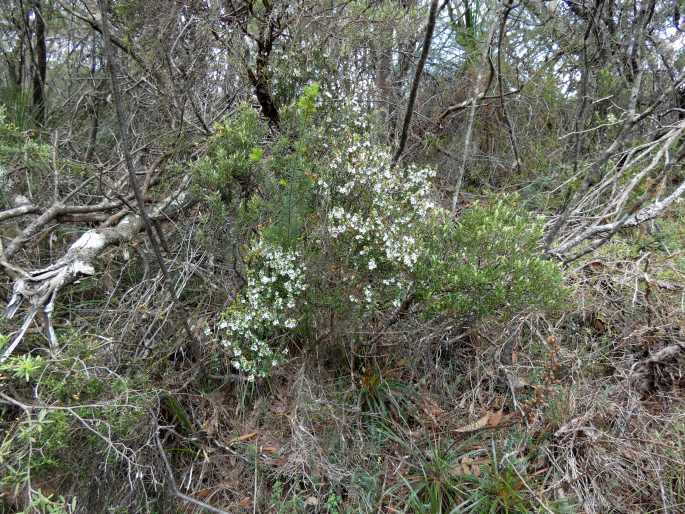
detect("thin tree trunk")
[96,0,198,348]
[451,89,478,214]
[391,0,439,167]
[31,0,47,125]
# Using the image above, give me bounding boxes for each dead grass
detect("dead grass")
[157,238,685,513]
[3,226,684,514]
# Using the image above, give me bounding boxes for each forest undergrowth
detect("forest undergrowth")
[1,1,685,513]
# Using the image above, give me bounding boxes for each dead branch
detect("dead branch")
[0,202,39,222]
[1,180,193,363]
[550,119,685,258]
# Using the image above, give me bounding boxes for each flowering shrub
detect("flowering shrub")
[213,241,307,380]
[314,141,436,317]
[199,91,565,379]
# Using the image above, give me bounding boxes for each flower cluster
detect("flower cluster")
[214,241,306,380]
[318,142,438,310]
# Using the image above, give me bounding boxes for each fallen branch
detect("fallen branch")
[1,199,123,263]
[0,203,40,222]
[552,171,685,259]
[1,181,193,363]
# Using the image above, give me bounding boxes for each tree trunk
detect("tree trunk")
[31,0,47,125]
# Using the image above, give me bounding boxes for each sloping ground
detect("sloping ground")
[149,229,685,513]
[2,212,684,513]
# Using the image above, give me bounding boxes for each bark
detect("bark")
[245,12,280,127]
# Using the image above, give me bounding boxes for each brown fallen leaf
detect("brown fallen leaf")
[455,409,504,433]
[454,456,491,477]
[487,409,504,427]
[193,488,212,499]
[420,396,446,423]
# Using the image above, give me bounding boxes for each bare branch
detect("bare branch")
[1,183,193,363]
[391,0,440,167]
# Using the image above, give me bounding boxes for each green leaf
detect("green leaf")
[249,147,263,162]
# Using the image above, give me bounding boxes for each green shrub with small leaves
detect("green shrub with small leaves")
[194,104,267,207]
[0,333,154,511]
[416,198,566,320]
[1,354,46,382]
[17,489,76,514]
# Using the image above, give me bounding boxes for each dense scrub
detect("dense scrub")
[1,1,685,513]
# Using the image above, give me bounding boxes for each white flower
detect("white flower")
[364,285,374,304]
[368,258,377,271]
[284,318,297,329]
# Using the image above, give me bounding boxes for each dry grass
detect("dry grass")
[162,240,685,513]
[3,220,685,514]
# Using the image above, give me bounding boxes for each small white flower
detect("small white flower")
[368,258,377,271]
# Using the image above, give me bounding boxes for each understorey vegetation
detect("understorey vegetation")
[1,1,685,513]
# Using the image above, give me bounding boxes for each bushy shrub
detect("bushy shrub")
[0,333,154,510]
[416,198,566,319]
[193,105,267,207]
[199,88,565,380]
